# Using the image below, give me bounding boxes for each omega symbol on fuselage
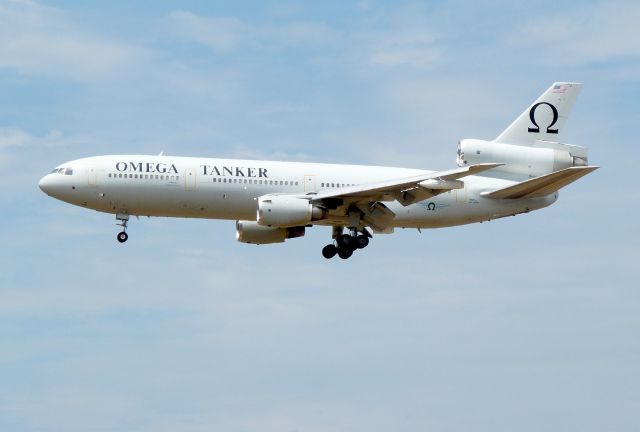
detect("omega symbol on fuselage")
[528,102,559,134]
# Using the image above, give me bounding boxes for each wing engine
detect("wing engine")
[257,195,326,228]
[236,220,305,244]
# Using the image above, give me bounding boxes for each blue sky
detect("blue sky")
[1,0,638,431]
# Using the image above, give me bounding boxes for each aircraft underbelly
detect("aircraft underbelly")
[389,193,555,228]
[92,184,258,220]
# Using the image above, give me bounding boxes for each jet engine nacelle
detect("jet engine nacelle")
[236,220,305,245]
[257,195,325,228]
[457,139,587,178]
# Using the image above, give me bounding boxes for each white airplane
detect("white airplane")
[39,82,598,259]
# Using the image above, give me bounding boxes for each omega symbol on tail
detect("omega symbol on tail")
[528,102,559,134]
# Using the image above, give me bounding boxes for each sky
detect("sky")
[0,0,639,431]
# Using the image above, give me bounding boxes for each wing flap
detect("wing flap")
[481,166,599,199]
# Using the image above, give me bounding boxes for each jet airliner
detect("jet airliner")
[39,82,598,259]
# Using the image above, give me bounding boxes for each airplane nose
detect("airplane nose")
[39,175,53,195]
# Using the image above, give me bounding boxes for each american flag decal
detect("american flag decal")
[552,84,570,93]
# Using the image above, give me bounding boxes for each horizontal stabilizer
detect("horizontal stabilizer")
[481,166,598,199]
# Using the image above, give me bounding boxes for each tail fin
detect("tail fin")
[495,82,582,146]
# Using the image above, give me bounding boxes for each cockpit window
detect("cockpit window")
[50,167,74,175]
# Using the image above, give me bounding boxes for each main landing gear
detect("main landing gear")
[116,213,129,243]
[322,228,371,260]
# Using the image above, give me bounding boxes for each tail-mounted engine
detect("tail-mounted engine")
[457,139,588,178]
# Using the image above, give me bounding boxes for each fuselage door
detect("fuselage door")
[88,167,97,187]
[304,175,317,193]
[455,186,467,203]
[185,168,197,191]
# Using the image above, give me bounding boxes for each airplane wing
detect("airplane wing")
[481,166,599,199]
[288,163,501,232]
[303,163,503,206]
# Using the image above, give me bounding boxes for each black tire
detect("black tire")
[117,232,128,243]
[337,247,353,259]
[337,233,352,248]
[356,234,369,249]
[322,244,338,259]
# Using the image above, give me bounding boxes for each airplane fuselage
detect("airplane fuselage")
[39,155,556,229]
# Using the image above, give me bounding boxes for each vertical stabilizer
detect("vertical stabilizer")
[495,82,582,146]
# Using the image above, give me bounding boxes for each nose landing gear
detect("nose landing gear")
[116,213,129,243]
[322,228,371,259]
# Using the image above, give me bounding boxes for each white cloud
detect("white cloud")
[0,0,149,81]
[0,128,79,149]
[370,46,442,69]
[167,11,250,53]
[367,25,443,69]
[166,11,340,52]
[273,21,340,46]
[520,2,640,65]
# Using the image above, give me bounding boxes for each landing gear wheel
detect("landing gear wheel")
[337,248,353,259]
[117,231,128,243]
[337,234,353,249]
[322,244,338,259]
[356,234,369,249]
[116,213,130,244]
